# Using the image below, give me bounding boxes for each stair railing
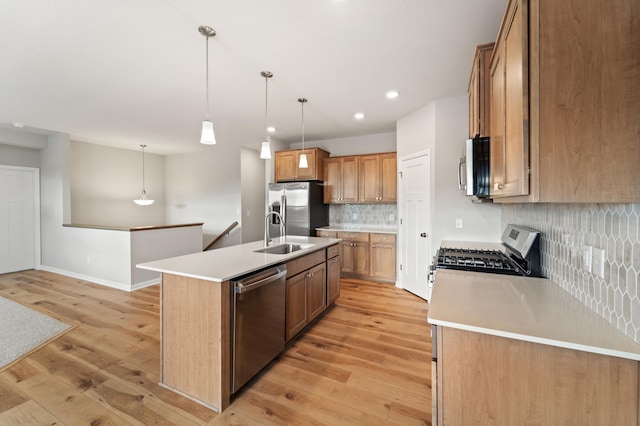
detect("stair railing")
[203,221,239,251]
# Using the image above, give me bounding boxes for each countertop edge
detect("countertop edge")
[428,318,640,362]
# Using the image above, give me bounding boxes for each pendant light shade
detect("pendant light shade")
[298,98,308,168]
[259,71,273,159]
[134,144,154,206]
[199,25,217,145]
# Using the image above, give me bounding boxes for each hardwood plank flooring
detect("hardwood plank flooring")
[0,271,431,425]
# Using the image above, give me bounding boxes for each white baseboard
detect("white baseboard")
[38,266,159,292]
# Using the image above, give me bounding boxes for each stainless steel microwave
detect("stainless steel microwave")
[458,135,490,200]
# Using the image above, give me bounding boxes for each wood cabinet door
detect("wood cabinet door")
[379,153,397,202]
[354,242,370,276]
[306,263,327,322]
[295,150,317,180]
[340,241,356,274]
[327,255,340,305]
[275,151,297,182]
[490,0,529,198]
[340,156,359,203]
[469,57,480,138]
[285,272,307,342]
[371,243,396,281]
[359,155,381,203]
[323,158,341,203]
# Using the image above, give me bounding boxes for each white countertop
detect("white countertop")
[317,225,397,234]
[137,236,341,283]
[428,269,640,361]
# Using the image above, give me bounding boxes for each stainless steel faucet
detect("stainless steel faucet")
[264,211,285,246]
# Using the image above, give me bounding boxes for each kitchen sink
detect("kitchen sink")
[254,243,313,255]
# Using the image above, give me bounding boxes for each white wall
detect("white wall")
[241,148,266,243]
[164,144,244,249]
[70,141,165,226]
[0,144,40,168]
[397,96,502,248]
[290,132,396,156]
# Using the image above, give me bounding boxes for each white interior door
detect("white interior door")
[398,151,431,300]
[0,166,39,273]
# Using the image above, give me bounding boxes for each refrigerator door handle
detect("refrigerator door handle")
[281,195,286,230]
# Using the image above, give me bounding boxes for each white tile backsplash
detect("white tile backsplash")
[330,204,398,228]
[502,203,640,342]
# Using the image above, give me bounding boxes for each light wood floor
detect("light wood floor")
[0,270,432,425]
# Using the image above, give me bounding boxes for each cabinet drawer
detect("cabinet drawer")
[337,231,370,243]
[327,243,340,259]
[316,230,337,238]
[370,233,396,244]
[286,250,326,278]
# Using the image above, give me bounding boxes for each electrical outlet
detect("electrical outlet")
[592,248,605,278]
[582,245,592,273]
[455,218,463,229]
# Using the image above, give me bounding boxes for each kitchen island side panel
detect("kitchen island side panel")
[161,273,231,412]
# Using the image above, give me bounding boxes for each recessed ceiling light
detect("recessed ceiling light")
[386,90,399,99]
[12,122,24,128]
[267,127,276,133]
[354,112,365,120]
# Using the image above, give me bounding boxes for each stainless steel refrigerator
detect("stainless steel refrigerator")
[267,182,328,237]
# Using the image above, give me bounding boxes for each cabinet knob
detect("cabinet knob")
[372,245,376,248]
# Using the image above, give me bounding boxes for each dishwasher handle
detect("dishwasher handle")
[234,266,286,294]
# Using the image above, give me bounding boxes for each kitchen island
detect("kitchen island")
[428,269,640,425]
[137,235,341,412]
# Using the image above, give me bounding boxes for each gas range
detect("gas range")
[429,224,543,289]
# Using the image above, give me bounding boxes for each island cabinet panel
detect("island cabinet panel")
[160,274,231,412]
[285,249,330,342]
[326,251,341,305]
[437,326,639,425]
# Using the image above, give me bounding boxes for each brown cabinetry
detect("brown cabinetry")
[436,326,639,425]
[284,246,338,342]
[468,43,494,138]
[338,231,370,277]
[324,156,359,203]
[490,0,640,202]
[359,153,397,203]
[274,148,329,182]
[327,245,340,304]
[370,233,396,282]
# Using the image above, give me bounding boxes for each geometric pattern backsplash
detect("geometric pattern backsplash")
[329,204,398,229]
[502,203,640,343]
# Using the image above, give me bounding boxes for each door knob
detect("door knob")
[420,232,428,238]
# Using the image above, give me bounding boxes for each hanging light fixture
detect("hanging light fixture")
[298,98,308,168]
[199,25,217,145]
[259,71,273,159]
[134,144,154,206]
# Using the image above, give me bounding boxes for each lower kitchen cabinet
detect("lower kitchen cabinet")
[370,233,396,282]
[327,245,340,304]
[339,231,370,277]
[435,326,639,425]
[285,248,335,342]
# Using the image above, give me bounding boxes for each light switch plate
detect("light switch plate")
[592,248,605,278]
[582,245,592,273]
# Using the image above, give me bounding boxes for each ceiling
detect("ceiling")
[0,0,505,155]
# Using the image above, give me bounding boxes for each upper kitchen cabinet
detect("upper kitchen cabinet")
[324,156,359,204]
[490,0,640,203]
[274,148,330,182]
[359,153,397,203]
[468,43,494,138]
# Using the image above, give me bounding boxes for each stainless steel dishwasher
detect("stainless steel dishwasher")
[232,264,287,393]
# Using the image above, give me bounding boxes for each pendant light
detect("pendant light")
[199,25,217,145]
[298,98,308,168]
[259,71,273,159]
[134,144,154,206]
